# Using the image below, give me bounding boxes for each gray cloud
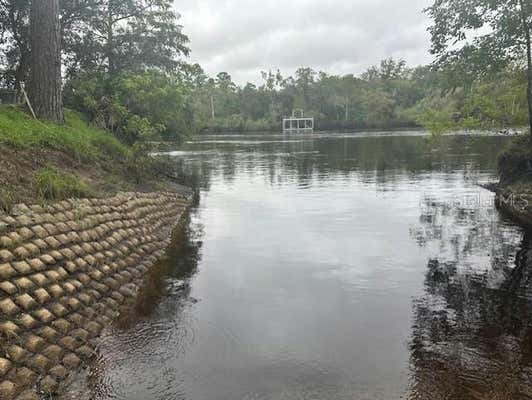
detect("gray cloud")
[175,0,434,84]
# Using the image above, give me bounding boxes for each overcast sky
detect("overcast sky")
[175,0,434,85]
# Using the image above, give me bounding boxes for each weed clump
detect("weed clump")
[35,167,93,201]
[0,188,16,213]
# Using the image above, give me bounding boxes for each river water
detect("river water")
[85,132,532,400]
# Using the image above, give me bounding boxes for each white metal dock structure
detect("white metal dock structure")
[282,110,314,133]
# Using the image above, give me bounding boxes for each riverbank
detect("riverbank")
[0,107,194,399]
[0,106,188,211]
[0,192,192,400]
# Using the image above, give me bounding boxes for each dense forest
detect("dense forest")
[0,0,531,143]
[187,62,528,133]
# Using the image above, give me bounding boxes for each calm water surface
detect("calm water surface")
[88,132,532,400]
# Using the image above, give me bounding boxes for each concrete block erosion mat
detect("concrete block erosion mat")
[0,192,191,400]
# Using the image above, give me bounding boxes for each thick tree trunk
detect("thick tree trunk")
[28,0,63,122]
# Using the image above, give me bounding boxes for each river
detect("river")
[81,131,532,400]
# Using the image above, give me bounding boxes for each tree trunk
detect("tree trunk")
[28,0,63,122]
[520,0,532,140]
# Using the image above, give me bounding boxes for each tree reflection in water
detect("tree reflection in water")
[409,193,532,399]
[119,207,203,329]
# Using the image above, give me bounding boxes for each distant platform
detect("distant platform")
[282,116,314,133]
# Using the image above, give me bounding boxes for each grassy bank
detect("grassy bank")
[0,106,183,212]
[0,106,129,160]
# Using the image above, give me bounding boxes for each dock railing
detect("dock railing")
[282,110,314,133]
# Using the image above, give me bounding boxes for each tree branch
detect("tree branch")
[111,3,153,24]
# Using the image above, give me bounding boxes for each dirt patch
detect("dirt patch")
[0,145,189,212]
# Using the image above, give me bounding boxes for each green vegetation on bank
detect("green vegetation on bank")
[62,59,531,136]
[1,0,531,142]
[188,62,528,133]
[0,106,180,212]
[64,71,197,144]
[0,106,129,161]
[3,61,528,143]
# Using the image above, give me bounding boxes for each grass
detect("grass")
[0,187,17,213]
[0,105,129,161]
[35,167,93,201]
[0,106,183,211]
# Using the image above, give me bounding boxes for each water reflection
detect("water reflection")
[409,192,532,399]
[118,210,203,327]
[70,132,532,400]
[175,133,508,193]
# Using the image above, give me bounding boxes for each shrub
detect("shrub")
[64,70,197,144]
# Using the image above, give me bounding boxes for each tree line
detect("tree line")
[186,61,528,133]
[0,0,531,143]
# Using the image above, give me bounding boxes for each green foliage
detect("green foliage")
[1,0,529,139]
[426,0,532,135]
[0,0,190,87]
[0,106,129,160]
[62,0,190,76]
[187,61,426,131]
[125,142,157,184]
[461,71,528,128]
[186,60,528,133]
[64,70,196,144]
[412,67,528,134]
[426,0,528,67]
[35,167,93,201]
[416,109,455,136]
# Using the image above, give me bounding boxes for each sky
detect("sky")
[175,0,434,85]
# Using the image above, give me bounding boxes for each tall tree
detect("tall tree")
[426,0,532,138]
[28,0,63,121]
[63,0,189,76]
